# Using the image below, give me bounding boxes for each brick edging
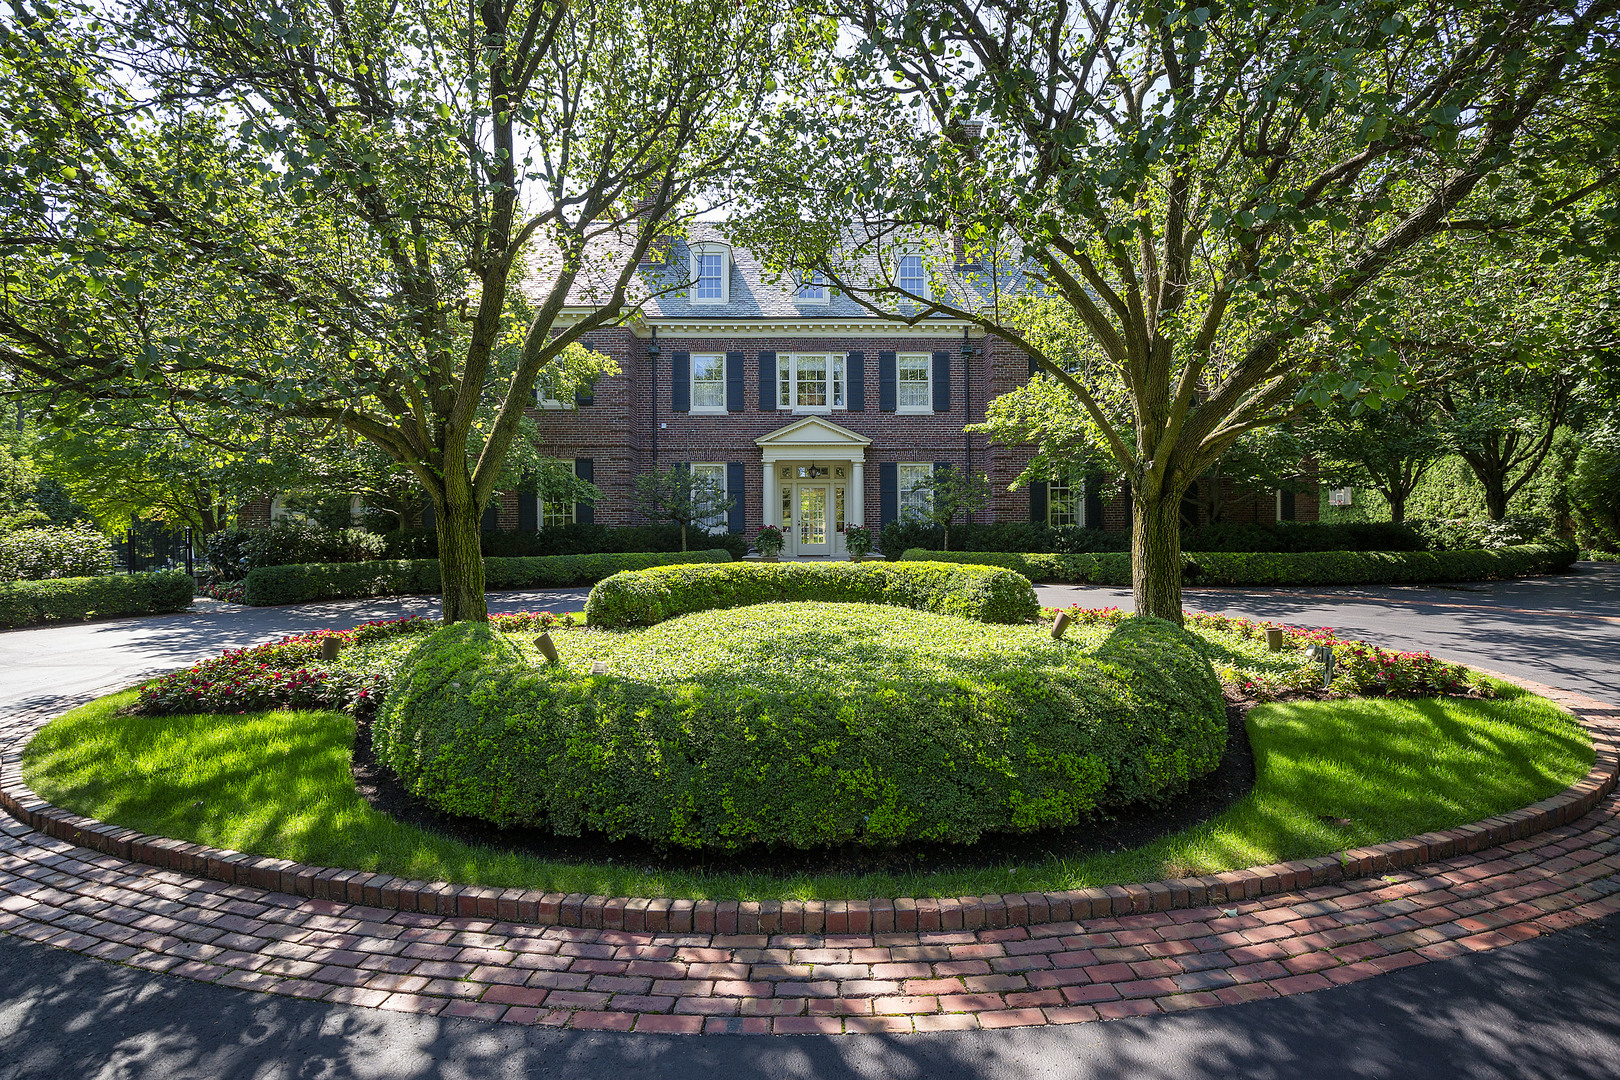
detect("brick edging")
[3,674,1616,935]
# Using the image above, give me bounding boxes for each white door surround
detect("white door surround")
[756,417,871,558]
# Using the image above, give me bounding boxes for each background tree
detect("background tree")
[634,466,735,552]
[1,0,801,621]
[905,466,992,551]
[1302,397,1449,523]
[734,0,1620,620]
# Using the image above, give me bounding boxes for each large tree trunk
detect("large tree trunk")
[1480,474,1509,521]
[1132,490,1184,624]
[434,485,488,624]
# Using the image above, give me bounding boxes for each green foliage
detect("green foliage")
[906,543,1578,586]
[584,560,1040,628]
[205,521,388,580]
[243,550,732,606]
[1570,421,1620,550]
[1183,521,1426,553]
[0,525,114,581]
[633,465,736,552]
[901,466,991,550]
[1409,515,1555,551]
[877,519,1128,559]
[385,522,751,561]
[0,570,192,629]
[372,607,1226,849]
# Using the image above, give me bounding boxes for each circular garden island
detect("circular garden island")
[20,562,1596,902]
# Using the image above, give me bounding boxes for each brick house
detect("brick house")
[243,228,1314,549]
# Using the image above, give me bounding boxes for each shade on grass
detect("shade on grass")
[20,682,1592,902]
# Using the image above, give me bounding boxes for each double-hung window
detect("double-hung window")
[691,353,726,413]
[899,463,934,520]
[541,461,576,528]
[1048,474,1081,527]
[795,270,828,304]
[692,462,728,534]
[690,243,731,305]
[778,353,846,412]
[896,352,931,413]
[897,253,928,299]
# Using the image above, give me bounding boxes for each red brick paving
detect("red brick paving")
[0,681,1616,1034]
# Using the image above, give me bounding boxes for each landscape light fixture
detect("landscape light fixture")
[1051,611,1071,640]
[320,636,340,661]
[1265,627,1285,651]
[536,632,559,664]
[1310,643,1335,688]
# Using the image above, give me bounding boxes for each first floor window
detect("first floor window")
[899,463,933,520]
[897,353,931,411]
[693,462,728,533]
[692,353,726,411]
[541,461,576,527]
[1048,474,1081,527]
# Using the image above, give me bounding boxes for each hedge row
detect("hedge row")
[373,612,1226,849]
[899,542,1578,586]
[0,570,193,630]
[242,550,733,606]
[584,560,1040,628]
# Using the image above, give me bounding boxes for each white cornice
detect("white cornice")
[556,308,983,340]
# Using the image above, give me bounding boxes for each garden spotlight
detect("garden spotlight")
[536,632,559,664]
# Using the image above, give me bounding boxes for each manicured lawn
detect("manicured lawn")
[21,680,1591,901]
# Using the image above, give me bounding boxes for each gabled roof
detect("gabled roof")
[754,415,873,448]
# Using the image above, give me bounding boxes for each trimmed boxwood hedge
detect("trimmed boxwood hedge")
[372,605,1227,849]
[900,542,1578,587]
[241,550,732,606]
[584,560,1039,627]
[0,570,193,629]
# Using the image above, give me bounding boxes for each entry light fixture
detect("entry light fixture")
[961,327,979,358]
[646,327,660,358]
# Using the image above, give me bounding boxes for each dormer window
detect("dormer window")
[690,242,731,305]
[795,270,829,305]
[898,253,928,300]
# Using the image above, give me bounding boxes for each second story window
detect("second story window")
[690,242,731,305]
[897,352,931,412]
[696,253,725,299]
[795,270,828,303]
[691,353,726,412]
[779,353,846,411]
[898,253,927,299]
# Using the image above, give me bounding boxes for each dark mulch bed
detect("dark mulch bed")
[349,700,1267,880]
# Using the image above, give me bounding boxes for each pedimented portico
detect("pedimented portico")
[756,417,872,558]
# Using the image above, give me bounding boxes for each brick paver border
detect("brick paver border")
[1,671,1617,1033]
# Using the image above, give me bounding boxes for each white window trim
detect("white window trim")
[896,249,931,303]
[689,242,731,306]
[534,384,574,411]
[692,462,729,534]
[780,352,846,414]
[898,462,934,520]
[794,270,829,306]
[1048,474,1081,528]
[539,461,577,528]
[690,352,728,415]
[896,351,933,414]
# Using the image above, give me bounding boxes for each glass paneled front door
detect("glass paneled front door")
[796,485,830,555]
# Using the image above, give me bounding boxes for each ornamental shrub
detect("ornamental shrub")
[0,570,192,629]
[371,607,1226,849]
[242,549,732,605]
[584,560,1039,627]
[905,543,1576,586]
[0,525,114,581]
[1408,515,1554,551]
[205,522,387,580]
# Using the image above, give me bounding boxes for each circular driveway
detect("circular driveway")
[1,564,1617,1078]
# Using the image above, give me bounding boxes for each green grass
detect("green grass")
[21,679,1592,901]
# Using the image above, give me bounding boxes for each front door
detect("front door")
[796,485,831,556]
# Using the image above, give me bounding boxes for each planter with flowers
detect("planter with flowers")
[845,524,874,561]
[754,525,784,561]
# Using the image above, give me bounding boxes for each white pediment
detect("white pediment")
[755,416,873,449]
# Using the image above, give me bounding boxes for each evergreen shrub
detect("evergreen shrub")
[584,560,1039,627]
[242,550,732,605]
[0,525,114,581]
[0,570,192,629]
[371,607,1226,848]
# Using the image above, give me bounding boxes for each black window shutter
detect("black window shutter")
[879,462,899,526]
[517,472,538,531]
[1280,489,1296,521]
[932,351,951,412]
[672,351,690,412]
[1030,481,1048,524]
[845,351,865,411]
[878,351,897,412]
[934,460,951,476]
[727,462,745,533]
[757,351,776,411]
[726,351,744,412]
[1084,475,1105,529]
[1028,354,1039,378]
[575,382,595,407]
[575,458,594,525]
[481,502,499,533]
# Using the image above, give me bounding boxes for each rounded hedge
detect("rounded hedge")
[372,604,1226,849]
[584,560,1040,628]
